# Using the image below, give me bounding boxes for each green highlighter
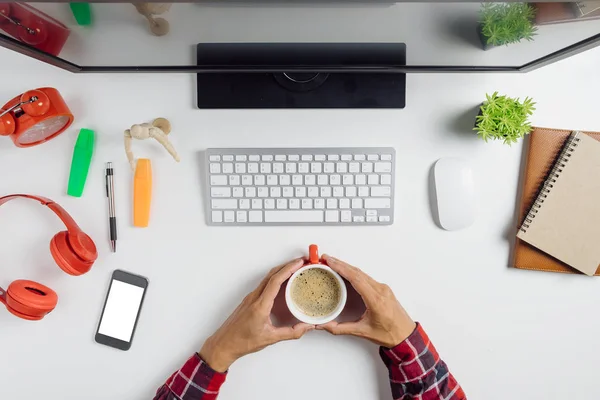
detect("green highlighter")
[70,3,92,26]
[67,129,95,197]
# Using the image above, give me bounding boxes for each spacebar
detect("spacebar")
[264,210,324,223]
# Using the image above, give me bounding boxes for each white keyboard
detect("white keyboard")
[204,148,395,226]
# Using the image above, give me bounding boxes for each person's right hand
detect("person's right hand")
[317,255,416,348]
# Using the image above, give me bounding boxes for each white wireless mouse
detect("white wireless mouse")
[433,158,475,231]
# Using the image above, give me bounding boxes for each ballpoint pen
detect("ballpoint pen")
[105,162,117,252]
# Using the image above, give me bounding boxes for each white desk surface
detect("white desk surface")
[1,45,600,400]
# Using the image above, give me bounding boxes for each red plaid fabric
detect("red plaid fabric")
[155,323,465,400]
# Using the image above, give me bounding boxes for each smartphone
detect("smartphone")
[95,270,149,351]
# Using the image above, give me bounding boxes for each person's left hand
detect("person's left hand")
[199,258,315,372]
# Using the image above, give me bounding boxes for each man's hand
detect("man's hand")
[317,255,416,348]
[199,258,314,372]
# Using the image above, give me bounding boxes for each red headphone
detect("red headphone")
[0,194,98,321]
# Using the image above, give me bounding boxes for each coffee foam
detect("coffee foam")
[290,268,341,317]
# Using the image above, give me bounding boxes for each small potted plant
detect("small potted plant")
[478,3,537,50]
[474,92,536,145]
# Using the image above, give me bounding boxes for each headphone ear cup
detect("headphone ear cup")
[50,231,94,276]
[6,280,58,321]
[0,111,16,136]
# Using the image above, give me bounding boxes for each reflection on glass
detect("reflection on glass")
[0,2,598,67]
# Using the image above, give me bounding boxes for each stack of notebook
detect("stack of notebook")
[514,127,600,276]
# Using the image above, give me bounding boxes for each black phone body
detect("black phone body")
[95,270,149,351]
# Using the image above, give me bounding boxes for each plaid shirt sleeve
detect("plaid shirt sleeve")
[153,353,227,400]
[379,323,466,400]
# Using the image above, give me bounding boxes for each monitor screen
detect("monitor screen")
[1,2,599,72]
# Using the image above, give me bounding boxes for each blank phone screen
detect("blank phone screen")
[98,280,145,342]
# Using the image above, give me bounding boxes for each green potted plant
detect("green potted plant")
[474,92,536,145]
[478,3,537,50]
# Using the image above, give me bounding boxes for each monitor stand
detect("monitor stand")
[196,43,406,109]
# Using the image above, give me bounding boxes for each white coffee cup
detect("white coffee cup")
[285,245,347,325]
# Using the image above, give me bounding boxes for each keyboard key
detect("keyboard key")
[367,154,379,161]
[255,175,266,186]
[252,199,263,209]
[237,211,248,222]
[223,155,234,162]
[339,199,350,209]
[298,163,309,173]
[295,187,307,197]
[333,187,344,197]
[311,163,322,173]
[314,199,325,209]
[330,175,341,185]
[245,187,256,197]
[318,175,328,185]
[212,199,237,209]
[210,163,221,174]
[267,175,278,185]
[371,186,391,197]
[235,155,247,162]
[211,176,228,186]
[379,215,391,222]
[242,175,253,185]
[362,162,373,173]
[341,154,352,161]
[327,199,338,209]
[341,210,352,222]
[302,199,313,209]
[381,154,392,161]
[273,163,284,173]
[324,163,335,173]
[374,162,392,173]
[308,187,319,197]
[222,163,234,173]
[209,155,221,162]
[305,175,316,185]
[366,210,377,216]
[248,163,259,173]
[286,163,297,173]
[275,155,286,161]
[289,199,300,209]
[249,155,260,161]
[346,187,357,197]
[270,187,282,197]
[355,175,366,185]
[349,162,360,173]
[249,211,263,222]
[212,211,223,223]
[328,154,340,161]
[321,187,332,197]
[381,174,392,185]
[358,187,369,197]
[240,199,250,209]
[355,154,366,161]
[325,210,339,222]
[368,174,379,185]
[343,175,354,185]
[288,155,300,161]
[292,175,303,185]
[366,216,378,222]
[260,163,272,174]
[301,155,313,161]
[265,199,275,209]
[229,175,240,186]
[233,187,244,197]
[258,187,269,197]
[224,211,235,222]
[262,155,274,161]
[280,175,291,186]
[353,216,365,222]
[211,187,231,198]
[315,155,326,161]
[235,163,246,173]
[352,198,363,209]
[336,163,348,173]
[364,198,391,209]
[277,199,288,209]
[264,210,323,223]
[282,187,294,197]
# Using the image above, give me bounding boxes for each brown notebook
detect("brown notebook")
[514,127,600,275]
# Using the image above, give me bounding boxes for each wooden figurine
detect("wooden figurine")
[133,3,171,36]
[124,118,180,170]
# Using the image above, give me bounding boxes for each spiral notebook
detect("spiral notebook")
[517,131,600,276]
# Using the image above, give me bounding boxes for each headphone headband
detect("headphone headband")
[0,194,83,234]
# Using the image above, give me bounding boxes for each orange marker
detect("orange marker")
[133,159,152,227]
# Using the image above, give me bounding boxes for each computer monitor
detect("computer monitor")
[1,2,599,108]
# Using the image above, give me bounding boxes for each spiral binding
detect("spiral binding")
[519,132,581,233]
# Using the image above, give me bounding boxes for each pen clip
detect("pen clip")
[105,174,109,198]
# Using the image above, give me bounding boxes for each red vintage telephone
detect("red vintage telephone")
[0,87,74,147]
